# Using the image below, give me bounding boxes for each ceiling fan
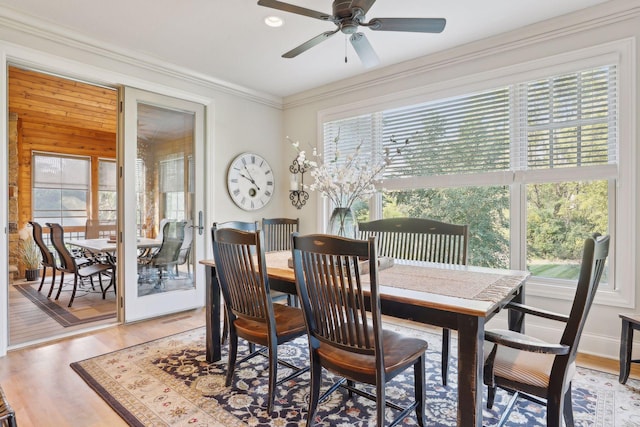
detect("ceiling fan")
[257,0,446,68]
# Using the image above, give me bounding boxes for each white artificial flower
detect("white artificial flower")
[289,134,408,209]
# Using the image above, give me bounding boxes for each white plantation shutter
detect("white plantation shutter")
[322,114,382,170]
[520,66,617,170]
[382,88,511,178]
[323,64,617,181]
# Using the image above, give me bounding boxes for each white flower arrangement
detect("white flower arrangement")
[289,134,406,209]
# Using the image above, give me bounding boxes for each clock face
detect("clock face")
[226,152,275,211]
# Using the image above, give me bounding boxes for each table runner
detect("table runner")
[267,251,528,305]
[376,263,528,304]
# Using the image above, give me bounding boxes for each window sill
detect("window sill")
[525,278,632,308]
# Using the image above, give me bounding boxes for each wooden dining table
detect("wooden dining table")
[67,237,161,254]
[200,252,530,426]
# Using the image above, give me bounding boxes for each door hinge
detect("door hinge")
[120,296,124,308]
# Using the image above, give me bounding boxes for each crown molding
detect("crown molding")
[0,5,283,109]
[283,0,640,110]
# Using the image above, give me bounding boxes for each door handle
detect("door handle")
[196,211,204,235]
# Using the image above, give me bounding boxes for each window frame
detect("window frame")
[317,39,635,308]
[31,151,91,227]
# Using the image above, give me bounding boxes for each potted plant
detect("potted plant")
[18,234,41,281]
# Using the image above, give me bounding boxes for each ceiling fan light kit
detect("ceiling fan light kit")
[257,0,446,67]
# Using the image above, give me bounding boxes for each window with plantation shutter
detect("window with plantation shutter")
[323,114,381,168]
[521,66,616,170]
[382,88,511,178]
[325,66,616,180]
[321,59,623,297]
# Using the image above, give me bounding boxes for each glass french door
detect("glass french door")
[120,87,205,322]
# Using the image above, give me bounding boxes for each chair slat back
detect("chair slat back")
[262,217,299,252]
[211,221,259,254]
[29,221,56,268]
[561,233,610,358]
[213,227,272,323]
[358,217,469,265]
[292,234,381,356]
[46,222,76,273]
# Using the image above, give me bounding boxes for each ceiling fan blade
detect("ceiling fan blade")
[350,33,380,68]
[368,17,446,33]
[283,30,339,58]
[257,0,331,21]
[350,0,376,14]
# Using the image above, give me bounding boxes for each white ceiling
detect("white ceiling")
[0,0,610,98]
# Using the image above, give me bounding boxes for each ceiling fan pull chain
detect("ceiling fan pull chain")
[344,35,348,63]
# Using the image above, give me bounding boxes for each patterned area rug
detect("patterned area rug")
[70,323,640,426]
[15,281,116,327]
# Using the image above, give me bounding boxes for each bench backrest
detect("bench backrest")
[358,217,469,265]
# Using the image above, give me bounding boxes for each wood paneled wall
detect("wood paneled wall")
[8,66,118,232]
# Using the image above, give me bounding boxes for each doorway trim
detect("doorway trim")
[0,42,214,357]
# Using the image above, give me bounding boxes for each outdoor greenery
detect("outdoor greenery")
[387,187,510,268]
[355,179,607,280]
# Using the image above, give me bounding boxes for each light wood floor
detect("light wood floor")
[1,307,637,427]
[8,279,117,346]
[0,308,205,427]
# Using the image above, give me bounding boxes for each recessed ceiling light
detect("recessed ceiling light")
[264,16,284,27]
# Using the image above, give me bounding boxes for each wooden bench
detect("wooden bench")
[357,217,469,264]
[619,313,640,384]
[357,217,469,385]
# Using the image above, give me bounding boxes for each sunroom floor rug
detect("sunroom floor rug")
[70,323,637,426]
[15,281,116,327]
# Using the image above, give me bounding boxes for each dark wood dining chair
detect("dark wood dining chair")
[212,221,291,344]
[46,222,114,307]
[262,217,299,306]
[291,233,429,426]
[483,233,610,427]
[28,221,57,296]
[212,226,308,413]
[262,217,299,252]
[212,221,260,346]
[0,385,17,427]
[358,217,469,385]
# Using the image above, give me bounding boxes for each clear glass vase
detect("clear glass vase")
[328,207,356,238]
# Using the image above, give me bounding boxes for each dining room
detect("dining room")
[0,0,638,426]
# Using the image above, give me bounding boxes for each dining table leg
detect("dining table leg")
[205,264,221,362]
[456,315,484,427]
[508,287,525,333]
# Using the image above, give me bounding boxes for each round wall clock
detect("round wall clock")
[226,152,275,211]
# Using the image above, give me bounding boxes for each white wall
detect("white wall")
[282,0,640,359]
